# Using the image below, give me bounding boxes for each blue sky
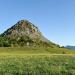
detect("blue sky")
[0,0,75,46]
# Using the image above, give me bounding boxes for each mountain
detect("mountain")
[0,20,59,47]
[65,46,75,50]
[1,20,48,42]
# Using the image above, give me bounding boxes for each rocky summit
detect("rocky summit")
[0,20,58,47]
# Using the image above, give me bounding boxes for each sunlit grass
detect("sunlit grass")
[0,47,75,75]
[0,47,75,55]
[0,55,75,75]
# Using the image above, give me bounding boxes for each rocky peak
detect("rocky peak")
[16,20,39,31]
[2,20,41,37]
[0,20,51,47]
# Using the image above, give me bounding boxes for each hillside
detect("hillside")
[0,20,59,47]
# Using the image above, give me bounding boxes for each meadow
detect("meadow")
[0,47,75,55]
[0,47,75,75]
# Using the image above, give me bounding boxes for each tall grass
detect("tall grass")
[0,55,75,75]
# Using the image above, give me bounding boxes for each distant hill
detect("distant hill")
[0,20,59,47]
[65,46,75,50]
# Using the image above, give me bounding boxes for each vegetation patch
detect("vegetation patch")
[0,55,74,75]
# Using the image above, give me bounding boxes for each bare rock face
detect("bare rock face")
[1,20,54,47]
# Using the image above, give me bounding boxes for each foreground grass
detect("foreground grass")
[0,55,75,75]
[0,47,75,75]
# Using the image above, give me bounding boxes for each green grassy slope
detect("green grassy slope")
[0,47,75,55]
[0,55,75,75]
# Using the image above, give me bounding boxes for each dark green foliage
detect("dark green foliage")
[0,37,4,47]
[61,46,64,48]
[0,35,53,47]
[17,36,33,46]
[0,36,34,47]
[3,41,11,47]
[0,37,10,47]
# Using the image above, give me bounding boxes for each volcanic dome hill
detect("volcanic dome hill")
[0,20,59,47]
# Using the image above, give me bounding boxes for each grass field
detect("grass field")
[0,47,75,75]
[0,47,75,55]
